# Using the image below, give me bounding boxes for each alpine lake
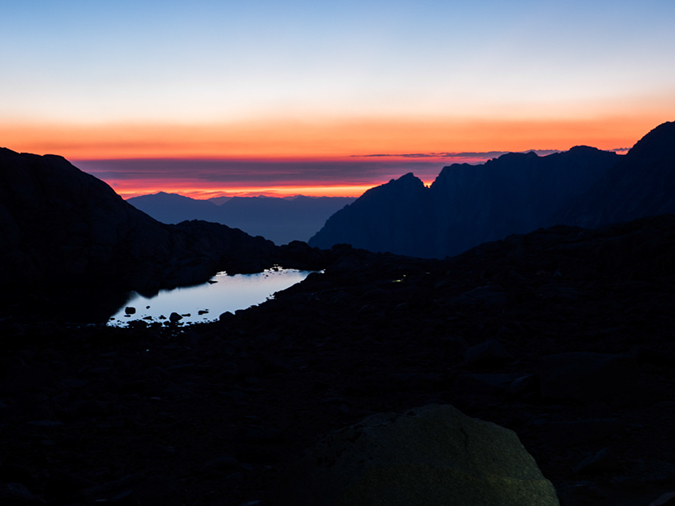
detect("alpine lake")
[107,267,314,327]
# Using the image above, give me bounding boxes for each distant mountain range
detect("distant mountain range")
[309,121,675,258]
[128,193,355,245]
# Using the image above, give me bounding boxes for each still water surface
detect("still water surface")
[108,268,313,327]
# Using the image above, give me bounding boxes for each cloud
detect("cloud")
[73,157,449,188]
[357,149,561,159]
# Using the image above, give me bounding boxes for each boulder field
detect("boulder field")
[1,215,675,505]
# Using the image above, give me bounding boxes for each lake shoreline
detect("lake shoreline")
[108,268,315,328]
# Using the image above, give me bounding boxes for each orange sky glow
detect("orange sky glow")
[1,115,658,159]
[0,113,668,198]
[3,1,675,199]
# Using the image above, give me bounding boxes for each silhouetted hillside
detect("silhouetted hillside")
[129,193,355,245]
[558,121,675,227]
[309,146,619,257]
[308,173,432,257]
[0,148,278,310]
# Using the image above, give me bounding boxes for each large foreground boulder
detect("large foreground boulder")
[277,404,559,506]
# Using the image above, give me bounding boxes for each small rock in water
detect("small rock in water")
[169,312,183,323]
[125,307,136,315]
[198,309,209,315]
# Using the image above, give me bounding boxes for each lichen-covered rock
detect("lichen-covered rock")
[277,404,559,506]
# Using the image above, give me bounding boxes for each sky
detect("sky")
[1,0,674,198]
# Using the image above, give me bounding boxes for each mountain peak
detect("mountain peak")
[567,145,602,153]
[0,147,19,157]
[624,120,675,161]
[392,172,424,186]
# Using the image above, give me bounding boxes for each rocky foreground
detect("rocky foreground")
[2,215,675,505]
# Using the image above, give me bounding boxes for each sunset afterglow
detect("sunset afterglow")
[2,0,674,197]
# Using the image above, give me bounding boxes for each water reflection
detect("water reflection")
[108,268,313,327]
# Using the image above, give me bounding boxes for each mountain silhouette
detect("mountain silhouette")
[128,193,355,245]
[557,121,675,227]
[309,146,620,257]
[127,191,221,224]
[305,173,432,257]
[0,148,278,311]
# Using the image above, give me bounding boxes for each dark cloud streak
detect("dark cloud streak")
[357,149,562,159]
[73,158,449,186]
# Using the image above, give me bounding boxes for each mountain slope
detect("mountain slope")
[429,146,620,257]
[558,121,675,228]
[308,173,434,257]
[309,146,619,258]
[0,148,276,295]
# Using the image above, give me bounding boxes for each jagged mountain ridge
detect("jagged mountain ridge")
[309,145,620,258]
[557,121,675,228]
[128,193,355,245]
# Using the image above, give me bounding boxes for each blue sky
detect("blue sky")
[3,0,673,123]
[1,0,674,196]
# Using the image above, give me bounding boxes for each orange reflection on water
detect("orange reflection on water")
[113,184,380,200]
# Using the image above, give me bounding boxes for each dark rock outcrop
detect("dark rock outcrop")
[538,352,638,403]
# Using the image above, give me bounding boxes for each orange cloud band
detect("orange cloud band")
[0,114,665,160]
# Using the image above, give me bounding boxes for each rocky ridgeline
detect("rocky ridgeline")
[558,121,675,228]
[1,215,675,505]
[309,121,675,259]
[309,146,619,258]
